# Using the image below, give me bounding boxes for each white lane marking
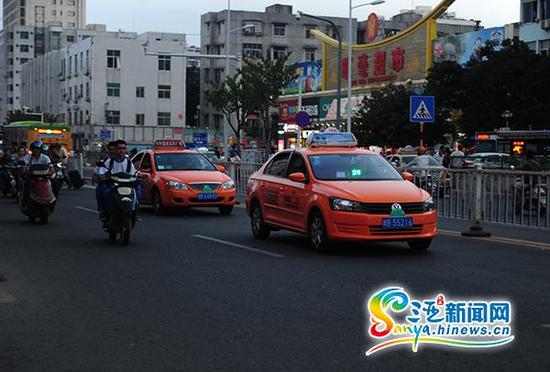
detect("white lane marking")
[75,206,99,214]
[439,229,550,251]
[192,235,285,259]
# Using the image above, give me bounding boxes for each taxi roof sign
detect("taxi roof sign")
[153,139,186,150]
[306,132,358,148]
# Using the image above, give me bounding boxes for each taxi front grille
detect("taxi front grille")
[361,202,425,215]
[189,183,222,191]
[189,197,224,203]
[369,225,423,236]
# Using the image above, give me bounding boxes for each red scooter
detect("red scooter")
[20,164,57,224]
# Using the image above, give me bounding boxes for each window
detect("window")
[157,112,171,126]
[158,55,171,71]
[67,35,75,43]
[20,45,29,53]
[287,154,309,178]
[20,31,29,39]
[522,1,538,23]
[51,10,56,16]
[305,25,316,39]
[154,153,216,171]
[80,111,83,126]
[265,152,291,177]
[308,154,402,181]
[85,82,89,98]
[107,83,120,97]
[136,113,145,126]
[272,46,288,60]
[304,48,316,61]
[158,85,171,99]
[136,86,145,98]
[141,154,152,170]
[20,58,29,64]
[242,43,263,58]
[106,110,120,124]
[214,68,224,83]
[67,11,76,16]
[107,49,120,69]
[273,23,286,36]
[68,0,76,5]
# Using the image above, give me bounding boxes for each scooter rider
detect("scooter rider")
[96,140,141,222]
[21,141,52,210]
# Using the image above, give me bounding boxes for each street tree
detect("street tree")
[356,84,447,148]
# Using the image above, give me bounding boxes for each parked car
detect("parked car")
[386,154,418,170]
[402,155,449,195]
[464,153,514,170]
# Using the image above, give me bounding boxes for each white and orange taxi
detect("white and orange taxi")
[246,132,437,252]
[133,140,236,215]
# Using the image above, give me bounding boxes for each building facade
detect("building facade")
[21,31,189,146]
[0,0,86,123]
[200,3,356,134]
[519,0,550,54]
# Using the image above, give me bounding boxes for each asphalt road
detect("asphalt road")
[1,188,549,371]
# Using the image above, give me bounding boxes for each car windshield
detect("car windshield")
[308,154,403,181]
[154,153,216,171]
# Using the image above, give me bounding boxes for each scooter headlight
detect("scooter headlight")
[117,187,133,196]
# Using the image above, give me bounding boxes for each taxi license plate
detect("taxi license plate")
[198,192,218,201]
[381,217,413,230]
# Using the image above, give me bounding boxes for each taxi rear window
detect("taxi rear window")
[154,153,216,171]
[308,154,402,181]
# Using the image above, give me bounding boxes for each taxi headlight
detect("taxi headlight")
[166,180,188,190]
[330,198,362,212]
[223,180,235,190]
[424,196,435,211]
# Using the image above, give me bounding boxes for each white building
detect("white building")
[21,31,190,146]
[1,0,87,123]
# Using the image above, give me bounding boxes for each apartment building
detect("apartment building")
[519,0,550,54]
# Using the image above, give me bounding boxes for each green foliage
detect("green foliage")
[3,110,27,126]
[207,55,294,146]
[356,85,447,147]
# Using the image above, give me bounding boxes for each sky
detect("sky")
[38,1,525,46]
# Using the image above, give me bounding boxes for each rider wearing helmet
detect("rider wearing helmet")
[24,140,52,166]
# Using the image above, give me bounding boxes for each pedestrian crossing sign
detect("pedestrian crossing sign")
[410,96,435,123]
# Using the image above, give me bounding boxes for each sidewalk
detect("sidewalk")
[439,217,550,246]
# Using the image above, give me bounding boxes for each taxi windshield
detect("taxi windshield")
[308,154,403,181]
[154,153,216,171]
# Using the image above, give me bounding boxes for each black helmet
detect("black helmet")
[30,140,43,150]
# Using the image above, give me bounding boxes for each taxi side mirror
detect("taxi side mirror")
[402,172,414,182]
[289,172,307,183]
[216,165,226,173]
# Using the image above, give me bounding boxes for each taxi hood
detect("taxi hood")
[160,170,230,184]
[316,180,428,203]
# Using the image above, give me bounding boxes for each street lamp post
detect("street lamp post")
[298,11,343,128]
[501,110,513,128]
[347,1,385,133]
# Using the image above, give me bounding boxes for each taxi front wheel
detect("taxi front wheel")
[250,203,270,240]
[152,189,165,215]
[309,212,330,253]
[408,239,432,251]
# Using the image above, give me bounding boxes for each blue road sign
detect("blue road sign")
[100,129,111,140]
[193,132,208,146]
[295,111,312,128]
[410,96,435,123]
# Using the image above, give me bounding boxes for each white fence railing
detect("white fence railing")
[222,161,550,229]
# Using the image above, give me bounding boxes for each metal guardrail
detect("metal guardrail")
[221,161,550,229]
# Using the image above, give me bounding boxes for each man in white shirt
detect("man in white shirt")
[96,140,140,221]
[450,145,465,169]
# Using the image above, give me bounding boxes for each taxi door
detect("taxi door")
[260,151,291,224]
[278,152,309,231]
[137,152,154,203]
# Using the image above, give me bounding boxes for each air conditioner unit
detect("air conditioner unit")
[541,19,550,30]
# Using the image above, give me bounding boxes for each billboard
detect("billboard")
[433,27,505,67]
[283,60,323,95]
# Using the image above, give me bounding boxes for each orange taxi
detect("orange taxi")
[133,140,236,215]
[246,132,437,252]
